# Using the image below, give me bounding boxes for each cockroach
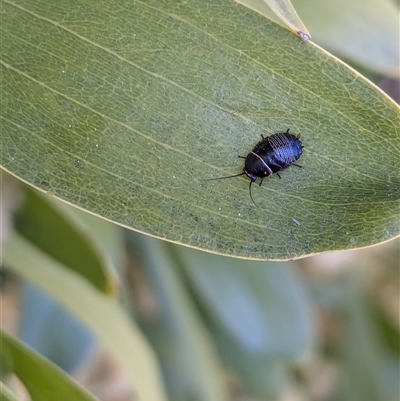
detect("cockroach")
[206,128,303,204]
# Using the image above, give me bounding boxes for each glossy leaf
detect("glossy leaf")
[1,0,399,260]
[0,331,98,401]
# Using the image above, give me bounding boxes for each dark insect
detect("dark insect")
[207,128,304,204]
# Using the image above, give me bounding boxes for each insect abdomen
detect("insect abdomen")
[267,132,302,167]
[245,130,303,178]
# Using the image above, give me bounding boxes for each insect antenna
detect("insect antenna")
[204,172,258,206]
[203,172,246,182]
[248,180,257,206]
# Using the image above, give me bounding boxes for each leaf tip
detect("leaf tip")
[297,31,311,41]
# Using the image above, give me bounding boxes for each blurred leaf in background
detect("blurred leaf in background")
[176,247,315,398]
[14,186,117,294]
[1,167,399,401]
[0,330,98,401]
[1,172,167,401]
[240,0,399,77]
[126,233,229,401]
[303,243,400,401]
[253,0,311,40]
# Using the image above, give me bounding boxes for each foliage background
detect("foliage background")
[0,0,399,400]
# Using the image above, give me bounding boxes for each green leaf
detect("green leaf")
[335,274,398,401]
[178,250,315,357]
[2,233,167,401]
[0,330,99,401]
[0,382,20,401]
[1,0,399,260]
[241,0,399,76]
[14,185,117,294]
[176,248,315,397]
[245,0,311,40]
[130,233,228,401]
[298,0,399,77]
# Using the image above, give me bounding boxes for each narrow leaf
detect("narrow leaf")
[177,248,315,358]
[2,233,167,401]
[131,234,228,401]
[15,186,117,294]
[0,331,98,401]
[238,0,310,40]
[0,383,20,401]
[241,0,399,77]
[174,247,315,397]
